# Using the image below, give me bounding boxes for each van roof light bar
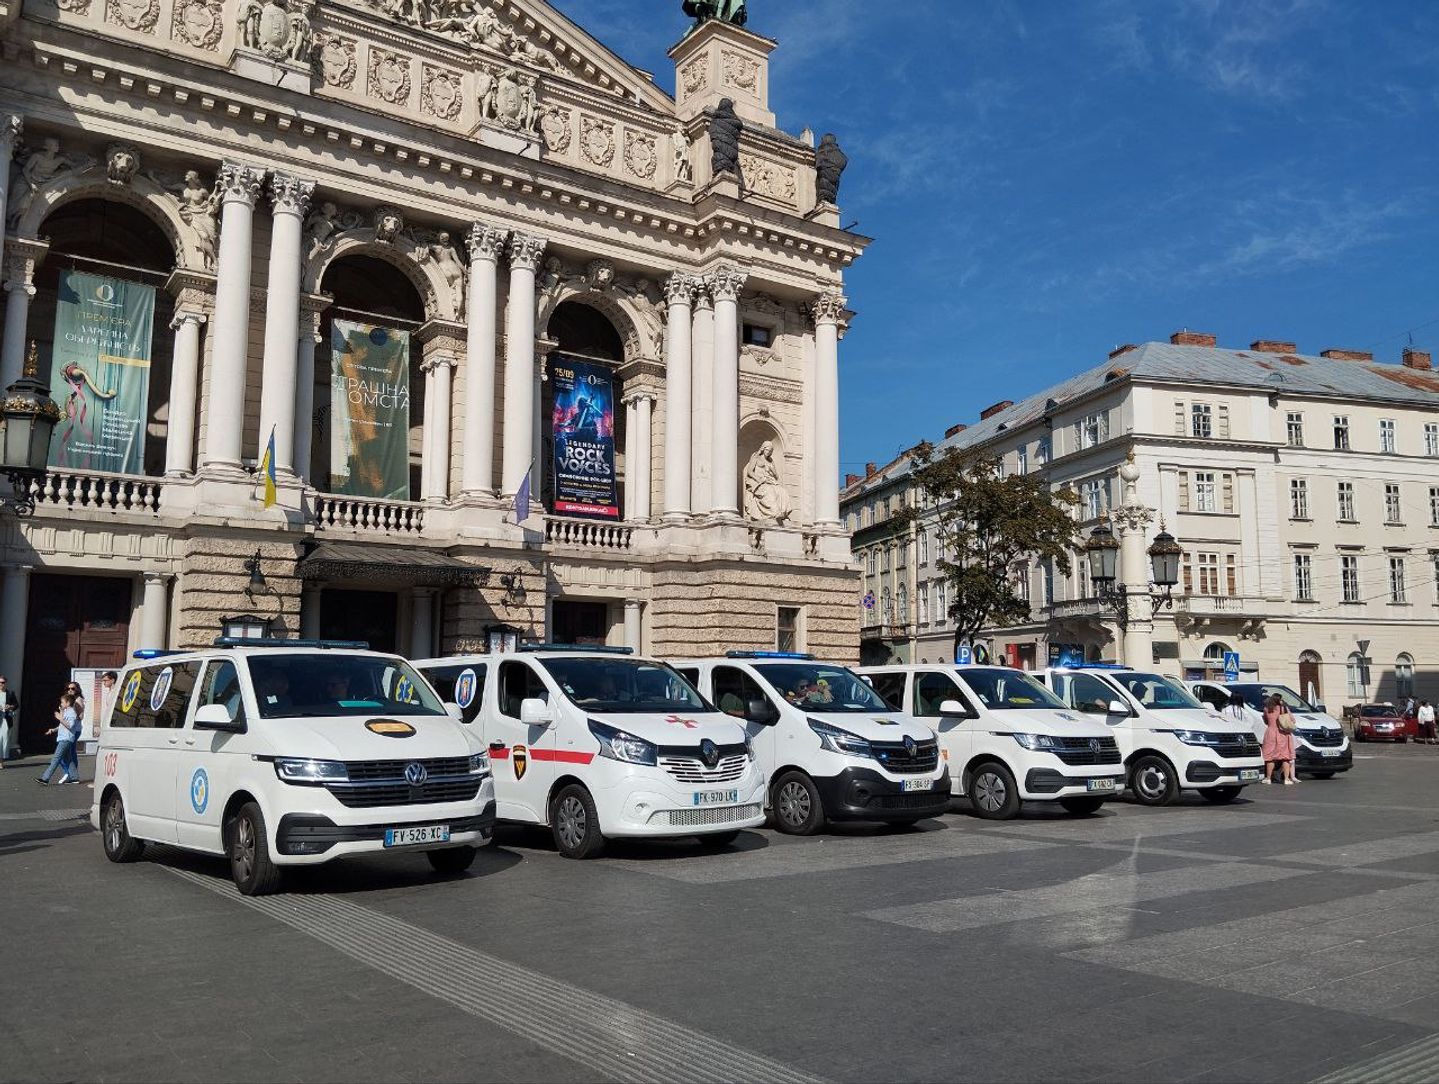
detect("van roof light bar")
[211,637,371,650]
[725,651,816,660]
[133,649,186,660]
[518,642,635,655]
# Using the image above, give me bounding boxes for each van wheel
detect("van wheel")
[551,784,605,859]
[968,762,1021,820]
[228,802,283,896]
[697,830,740,849]
[102,791,144,863]
[1059,796,1105,816]
[772,771,825,835]
[1200,785,1243,804]
[1129,755,1179,806]
[427,846,477,875]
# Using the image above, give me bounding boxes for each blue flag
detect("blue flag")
[514,471,531,524]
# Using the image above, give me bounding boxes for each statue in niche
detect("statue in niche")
[169,170,219,270]
[709,98,742,178]
[670,126,692,184]
[814,132,848,205]
[743,441,792,524]
[302,200,362,265]
[8,138,94,229]
[420,230,466,311]
[476,65,499,121]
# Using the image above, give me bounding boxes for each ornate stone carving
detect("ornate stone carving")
[415,230,466,313]
[169,169,219,270]
[466,222,508,261]
[6,138,95,230]
[269,172,314,216]
[373,205,404,243]
[507,232,546,272]
[708,264,748,304]
[721,50,758,91]
[368,48,412,104]
[670,126,692,184]
[680,57,707,97]
[739,154,796,204]
[171,0,224,49]
[55,0,93,12]
[302,200,363,263]
[540,107,571,153]
[709,98,742,177]
[238,0,310,61]
[107,0,160,33]
[421,65,464,119]
[216,162,265,206]
[743,441,792,525]
[476,65,540,133]
[808,290,846,326]
[663,273,696,306]
[105,144,140,185]
[623,130,658,180]
[316,33,357,87]
[580,116,615,167]
[364,0,561,71]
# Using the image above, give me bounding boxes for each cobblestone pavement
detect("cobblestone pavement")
[3,749,1438,1083]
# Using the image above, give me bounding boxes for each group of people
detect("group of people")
[1404,697,1437,744]
[0,671,119,786]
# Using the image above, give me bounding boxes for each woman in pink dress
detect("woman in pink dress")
[1262,692,1297,785]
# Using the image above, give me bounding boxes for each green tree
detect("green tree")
[901,442,1082,654]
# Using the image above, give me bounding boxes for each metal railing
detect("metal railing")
[28,468,162,514]
[314,494,426,534]
[545,516,633,550]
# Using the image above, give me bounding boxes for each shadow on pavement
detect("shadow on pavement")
[0,823,92,853]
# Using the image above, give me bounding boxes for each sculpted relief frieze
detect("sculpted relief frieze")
[106,0,160,33]
[740,153,797,206]
[580,116,615,168]
[477,64,541,134]
[540,107,572,153]
[623,130,657,180]
[721,50,758,91]
[316,33,358,86]
[170,0,224,49]
[238,0,313,62]
[680,57,707,98]
[356,0,563,73]
[421,64,464,119]
[368,47,412,103]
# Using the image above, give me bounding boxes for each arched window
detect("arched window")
[1397,653,1415,700]
[1204,642,1231,661]
[897,584,909,625]
[1346,652,1366,699]
[881,587,892,624]
[1298,650,1322,705]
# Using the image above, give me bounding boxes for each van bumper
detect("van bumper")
[274,801,496,860]
[814,767,953,822]
[1296,747,1353,774]
[1022,768,1126,799]
[1183,760,1265,786]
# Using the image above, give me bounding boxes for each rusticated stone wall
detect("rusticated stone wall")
[174,532,305,649]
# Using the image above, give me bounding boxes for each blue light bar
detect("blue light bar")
[211,637,370,650]
[133,649,185,659]
[725,651,816,660]
[1071,662,1131,670]
[518,643,635,655]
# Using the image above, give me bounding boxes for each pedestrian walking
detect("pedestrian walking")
[98,671,117,739]
[1419,699,1436,745]
[65,680,86,723]
[1262,692,1297,785]
[37,692,83,785]
[0,675,17,767]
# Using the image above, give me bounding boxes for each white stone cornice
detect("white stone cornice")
[0,115,21,153]
[269,172,315,217]
[507,232,547,271]
[216,162,266,206]
[708,264,748,303]
[467,222,509,262]
[808,289,847,326]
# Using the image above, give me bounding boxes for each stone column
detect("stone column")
[139,572,171,648]
[300,585,322,639]
[810,290,845,527]
[1114,455,1155,668]
[461,223,506,498]
[623,393,639,519]
[634,393,654,522]
[201,162,265,473]
[0,248,38,390]
[661,273,695,521]
[418,365,436,499]
[708,264,747,518]
[0,566,30,701]
[164,311,206,476]
[423,356,455,501]
[0,115,21,289]
[293,297,328,485]
[410,589,435,659]
[690,287,715,514]
[501,233,546,498]
[624,599,643,652]
[257,172,313,478]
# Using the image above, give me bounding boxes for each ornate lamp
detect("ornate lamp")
[1147,523,1182,607]
[219,614,270,640]
[1084,520,1119,594]
[0,343,60,515]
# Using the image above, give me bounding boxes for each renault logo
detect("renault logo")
[700,739,719,769]
[903,736,916,756]
[404,761,428,786]
[1089,738,1100,752]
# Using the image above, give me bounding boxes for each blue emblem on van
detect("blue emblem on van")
[404,761,427,786]
[189,768,209,814]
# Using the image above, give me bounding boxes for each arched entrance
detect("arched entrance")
[541,299,627,513]
[1298,650,1322,705]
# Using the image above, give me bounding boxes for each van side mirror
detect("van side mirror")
[519,698,553,726]
[444,703,463,723]
[194,704,246,733]
[1107,700,1130,716]
[746,698,780,726]
[939,699,968,717]
[1313,702,1327,715]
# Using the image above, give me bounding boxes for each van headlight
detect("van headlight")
[808,719,872,758]
[468,752,490,776]
[588,719,657,766]
[1170,730,1217,746]
[274,758,348,784]
[1012,733,1057,751]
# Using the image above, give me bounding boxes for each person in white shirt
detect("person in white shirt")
[1419,700,1436,745]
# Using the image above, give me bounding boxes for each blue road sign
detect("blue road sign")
[1223,651,1240,682]
[957,645,973,665]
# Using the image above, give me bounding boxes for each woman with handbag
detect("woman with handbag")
[1262,692,1298,785]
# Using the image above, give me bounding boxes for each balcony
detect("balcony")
[545,516,633,551]
[1175,595,1272,617]
[27,468,162,516]
[861,621,910,642]
[314,494,425,535]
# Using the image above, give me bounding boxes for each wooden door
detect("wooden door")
[552,600,609,646]
[320,588,398,654]
[1298,655,1322,706]
[19,575,131,753]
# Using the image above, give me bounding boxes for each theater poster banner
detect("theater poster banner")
[49,270,154,474]
[330,319,410,499]
[550,355,619,519]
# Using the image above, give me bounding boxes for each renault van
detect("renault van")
[1040,666,1264,804]
[92,639,495,895]
[1189,680,1353,779]
[672,653,951,834]
[414,645,765,858]
[857,664,1124,819]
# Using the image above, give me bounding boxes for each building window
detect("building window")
[1337,481,1355,521]
[934,581,946,623]
[919,529,929,565]
[1080,478,1105,520]
[1333,415,1350,450]
[1386,484,1403,524]
[1426,423,1439,457]
[1013,564,1030,602]
[1287,412,1304,447]
[1390,556,1408,604]
[1432,487,1439,527]
[917,590,929,625]
[1036,437,1051,465]
[896,585,908,624]
[1189,552,1221,596]
[1191,403,1212,438]
[777,606,801,653]
[1016,445,1028,475]
[1290,479,1309,520]
[742,323,773,348]
[1380,419,1397,454]
[1194,472,1217,513]
[1341,554,1360,603]
[1293,554,1313,601]
[1043,560,1054,605]
[1075,410,1108,450]
[935,531,946,564]
[1397,653,1415,699]
[866,549,877,576]
[1433,554,1439,604]
[1346,652,1365,698]
[880,587,892,624]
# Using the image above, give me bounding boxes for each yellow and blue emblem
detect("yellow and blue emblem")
[189,767,209,814]
[120,670,142,713]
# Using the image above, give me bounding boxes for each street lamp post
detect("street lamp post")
[0,343,60,515]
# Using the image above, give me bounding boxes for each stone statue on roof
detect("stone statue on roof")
[682,0,747,29]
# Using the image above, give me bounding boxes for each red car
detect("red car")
[1352,704,1417,743]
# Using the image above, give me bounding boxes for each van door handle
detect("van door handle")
[488,741,506,752]
[184,738,196,746]
[166,736,180,745]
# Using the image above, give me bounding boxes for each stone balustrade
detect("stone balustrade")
[545,516,633,550]
[27,469,162,515]
[314,494,426,535]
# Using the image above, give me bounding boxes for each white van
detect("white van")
[414,646,765,858]
[92,640,495,895]
[856,664,1125,819]
[1189,680,1353,779]
[671,653,952,834]
[1039,666,1264,805]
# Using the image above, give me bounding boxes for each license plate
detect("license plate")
[1321,748,1342,758]
[1238,769,1263,782]
[693,789,739,806]
[901,777,932,792]
[1086,778,1117,793]
[383,824,450,847]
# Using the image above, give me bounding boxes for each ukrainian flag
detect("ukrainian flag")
[259,426,277,509]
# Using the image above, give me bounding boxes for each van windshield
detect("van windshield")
[1110,672,1202,710]
[1231,684,1313,712]
[753,663,891,713]
[957,668,1069,710]
[247,654,447,719]
[537,658,711,714]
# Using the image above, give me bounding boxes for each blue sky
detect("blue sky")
[551,0,1439,477]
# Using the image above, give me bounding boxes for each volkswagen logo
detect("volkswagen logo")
[699,739,719,769]
[404,761,428,786]
[903,736,916,756]
[1089,738,1100,752]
